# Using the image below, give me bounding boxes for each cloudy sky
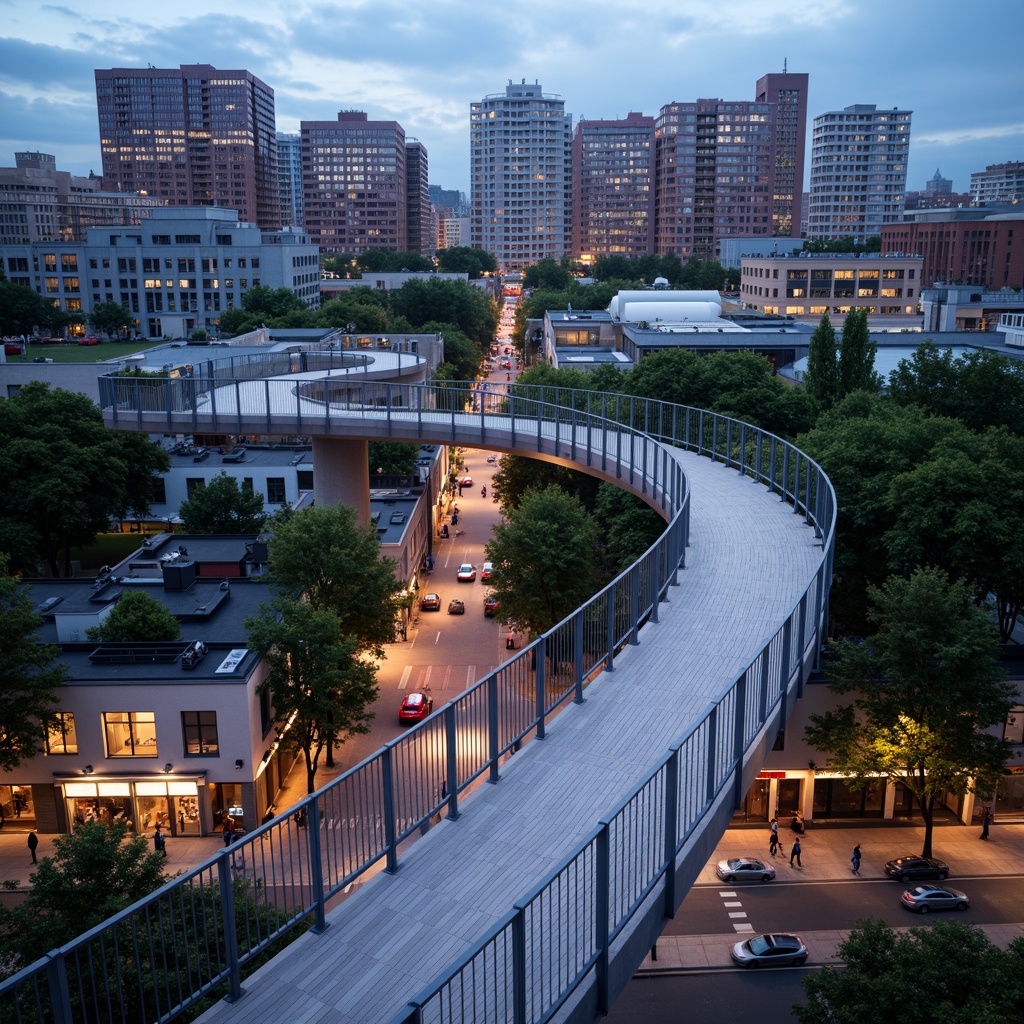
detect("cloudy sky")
[1,0,1022,198]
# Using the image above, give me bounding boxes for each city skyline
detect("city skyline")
[1,0,1022,206]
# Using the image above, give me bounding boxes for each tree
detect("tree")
[264,504,399,659]
[177,471,267,534]
[419,320,481,380]
[838,307,880,396]
[86,590,182,642]
[794,918,1024,1024]
[390,278,498,349]
[0,280,52,337]
[88,301,134,339]
[484,486,599,637]
[523,258,574,291]
[246,598,378,793]
[368,441,416,476]
[0,820,169,973]
[0,556,68,771]
[805,567,1013,858]
[435,246,497,279]
[591,482,665,574]
[804,313,840,411]
[0,382,170,576]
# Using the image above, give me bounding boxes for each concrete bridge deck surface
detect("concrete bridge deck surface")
[197,446,824,1024]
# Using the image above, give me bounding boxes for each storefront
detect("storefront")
[735,772,806,824]
[0,784,36,827]
[59,774,208,836]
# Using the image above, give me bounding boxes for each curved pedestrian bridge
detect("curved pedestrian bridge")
[0,369,834,1024]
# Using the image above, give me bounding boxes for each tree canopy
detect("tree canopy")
[177,471,267,534]
[804,313,839,411]
[389,277,498,349]
[435,246,497,279]
[88,301,134,339]
[0,281,55,337]
[86,590,183,643]
[0,382,170,576]
[794,918,1024,1024]
[0,556,68,771]
[806,567,1012,858]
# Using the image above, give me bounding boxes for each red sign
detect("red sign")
[757,771,786,779]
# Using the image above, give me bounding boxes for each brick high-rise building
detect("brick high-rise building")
[94,65,278,230]
[755,71,809,237]
[405,139,431,257]
[570,113,655,264]
[301,111,408,254]
[806,103,912,241]
[471,81,572,271]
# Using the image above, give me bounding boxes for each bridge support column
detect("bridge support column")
[312,437,371,528]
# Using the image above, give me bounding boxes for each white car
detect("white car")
[457,563,476,582]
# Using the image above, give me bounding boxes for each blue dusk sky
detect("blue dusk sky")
[1,0,1021,199]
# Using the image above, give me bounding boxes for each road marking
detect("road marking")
[442,665,452,690]
[723,901,743,908]
[434,632,441,645]
[733,923,755,933]
[398,666,413,691]
[727,912,748,919]
[465,665,475,688]
[718,891,737,897]
[422,666,433,690]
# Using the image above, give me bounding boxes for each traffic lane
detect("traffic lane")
[665,876,1024,937]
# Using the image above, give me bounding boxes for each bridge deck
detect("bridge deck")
[197,445,821,1024]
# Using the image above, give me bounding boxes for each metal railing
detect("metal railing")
[0,373,835,1024]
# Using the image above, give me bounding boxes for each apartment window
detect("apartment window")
[182,711,219,755]
[45,712,78,754]
[104,711,157,756]
[151,477,166,504]
[186,478,205,498]
[266,477,286,504]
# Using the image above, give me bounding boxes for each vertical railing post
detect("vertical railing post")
[308,794,328,933]
[732,673,748,810]
[445,707,460,820]
[663,745,680,919]
[797,592,809,697]
[629,568,640,646]
[217,848,244,1002]
[535,635,547,739]
[595,822,611,1014]
[44,951,74,1024]
[511,903,528,1024]
[488,673,501,784]
[780,615,793,696]
[706,705,719,805]
[574,612,585,703]
[381,746,399,872]
[605,580,616,672]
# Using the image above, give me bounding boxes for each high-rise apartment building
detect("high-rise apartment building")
[94,65,278,230]
[970,162,1024,205]
[470,81,572,271]
[570,113,655,264]
[405,139,431,257]
[806,103,911,241]
[755,71,809,237]
[277,132,304,229]
[925,168,953,195]
[0,151,163,245]
[301,111,407,254]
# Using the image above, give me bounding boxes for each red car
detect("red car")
[398,691,434,724]
[484,594,500,617]
[4,343,22,356]
[78,336,99,346]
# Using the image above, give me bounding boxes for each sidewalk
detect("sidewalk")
[639,820,1024,973]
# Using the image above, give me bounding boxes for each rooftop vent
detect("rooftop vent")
[35,596,64,615]
[180,640,209,671]
[389,511,406,525]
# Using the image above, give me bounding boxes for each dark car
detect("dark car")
[447,599,465,615]
[900,884,969,914]
[398,691,434,724]
[884,855,950,882]
[420,592,441,611]
[731,933,807,968]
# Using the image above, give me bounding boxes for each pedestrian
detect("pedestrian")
[27,831,39,864]
[980,809,993,840]
[769,831,779,857]
[222,816,236,846]
[790,837,802,867]
[851,843,861,875]
[153,825,167,859]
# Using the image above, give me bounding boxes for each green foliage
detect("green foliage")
[800,235,882,254]
[523,258,575,291]
[315,296,391,333]
[368,441,417,476]
[264,503,399,659]
[88,301,135,339]
[838,307,880,395]
[592,483,665,573]
[177,471,267,534]
[806,567,1012,857]
[794,919,1024,1024]
[435,246,497,279]
[805,313,840,411]
[419,320,481,380]
[86,590,183,642]
[0,382,170,576]
[0,281,52,337]
[390,278,498,349]
[0,820,168,972]
[485,485,599,637]
[246,598,377,793]
[218,287,311,335]
[0,555,68,771]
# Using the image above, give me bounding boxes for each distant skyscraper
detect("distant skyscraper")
[94,64,278,230]
[429,186,467,217]
[277,132,304,229]
[570,113,655,264]
[925,168,953,195]
[470,81,572,270]
[807,103,912,240]
[405,139,431,257]
[970,162,1024,205]
[755,71,810,237]
[301,111,407,254]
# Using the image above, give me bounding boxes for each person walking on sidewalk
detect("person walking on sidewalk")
[980,810,993,840]
[27,831,39,864]
[153,825,167,859]
[790,837,802,868]
[769,817,779,857]
[851,843,861,875]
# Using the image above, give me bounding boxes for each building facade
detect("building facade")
[755,71,810,238]
[470,81,573,271]
[0,206,320,339]
[570,113,655,265]
[405,140,431,257]
[301,111,408,254]
[276,132,304,229]
[806,103,912,241]
[740,252,924,320]
[95,65,279,231]
[0,152,165,246]
[970,162,1024,205]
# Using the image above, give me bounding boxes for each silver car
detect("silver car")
[715,857,776,883]
[900,884,970,914]
[732,933,808,968]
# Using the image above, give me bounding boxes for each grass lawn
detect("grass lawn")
[11,341,166,364]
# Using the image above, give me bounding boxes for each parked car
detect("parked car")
[457,563,476,582]
[486,455,498,464]
[484,594,500,617]
[398,691,434,724]
[78,336,99,345]
[3,343,21,356]
[420,592,441,611]
[731,933,807,968]
[715,857,776,883]
[460,475,474,487]
[884,855,950,882]
[480,561,494,581]
[900,884,969,914]
[448,599,465,615]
